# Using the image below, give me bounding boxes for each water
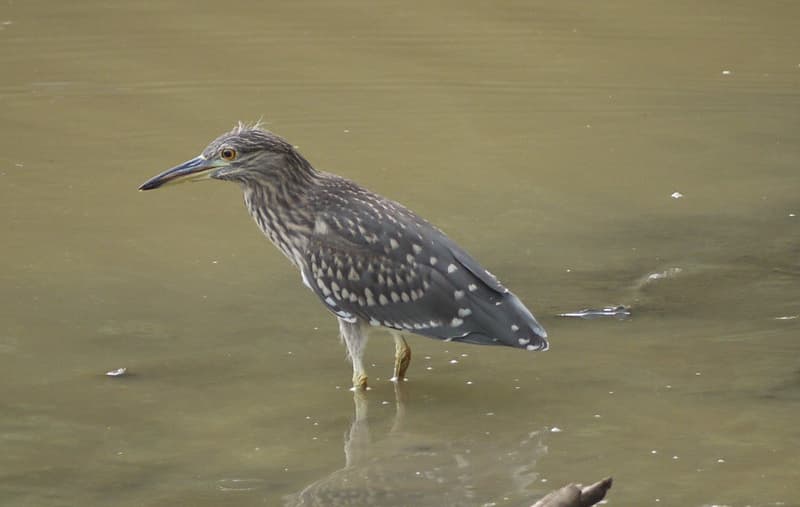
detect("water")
[1,1,799,505]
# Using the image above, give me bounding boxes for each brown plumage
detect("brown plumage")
[139,123,548,388]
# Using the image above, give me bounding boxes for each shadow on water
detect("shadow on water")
[284,385,549,507]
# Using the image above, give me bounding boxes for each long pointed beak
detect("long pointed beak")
[138,156,222,191]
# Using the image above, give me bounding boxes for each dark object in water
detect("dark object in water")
[558,305,631,320]
[532,477,613,507]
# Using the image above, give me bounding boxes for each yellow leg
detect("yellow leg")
[391,332,411,381]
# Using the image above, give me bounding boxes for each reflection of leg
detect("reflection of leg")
[338,318,369,389]
[390,332,411,381]
[344,389,370,468]
[390,380,407,434]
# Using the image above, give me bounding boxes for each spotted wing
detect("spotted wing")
[300,186,548,351]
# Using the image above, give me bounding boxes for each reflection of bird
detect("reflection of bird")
[283,387,549,507]
[139,123,548,389]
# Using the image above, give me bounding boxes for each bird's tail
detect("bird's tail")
[503,291,549,350]
[456,291,549,351]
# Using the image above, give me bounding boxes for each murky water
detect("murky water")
[2,1,799,506]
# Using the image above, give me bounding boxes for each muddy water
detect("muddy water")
[1,1,799,506]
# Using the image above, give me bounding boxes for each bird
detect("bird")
[139,123,548,389]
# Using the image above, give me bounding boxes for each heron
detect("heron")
[139,123,548,389]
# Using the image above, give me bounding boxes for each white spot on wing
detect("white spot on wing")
[301,270,312,289]
[390,291,400,303]
[450,317,464,327]
[447,264,457,273]
[511,324,519,331]
[430,256,438,266]
[526,344,538,351]
[313,217,328,235]
[390,238,399,249]
[468,284,477,292]
[454,290,464,300]
[324,296,336,306]
[518,337,530,345]
[458,308,472,317]
[378,294,389,305]
[412,244,423,254]
[401,292,410,302]
[348,267,360,281]
[369,318,380,326]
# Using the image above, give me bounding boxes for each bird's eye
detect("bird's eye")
[220,148,237,161]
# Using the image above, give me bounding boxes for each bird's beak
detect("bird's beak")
[138,156,226,191]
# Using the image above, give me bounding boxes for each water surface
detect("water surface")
[1,1,799,505]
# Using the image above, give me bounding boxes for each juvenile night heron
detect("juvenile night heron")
[139,123,548,389]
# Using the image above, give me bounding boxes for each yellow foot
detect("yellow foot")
[351,373,368,391]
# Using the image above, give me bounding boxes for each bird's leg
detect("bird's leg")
[390,332,411,382]
[338,318,369,390]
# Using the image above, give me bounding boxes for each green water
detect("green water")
[1,1,799,505]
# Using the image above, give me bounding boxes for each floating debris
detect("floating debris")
[217,478,263,492]
[558,305,631,320]
[634,267,683,290]
[105,367,127,377]
[646,267,683,282]
[671,191,684,199]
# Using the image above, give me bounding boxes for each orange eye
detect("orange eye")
[220,148,237,161]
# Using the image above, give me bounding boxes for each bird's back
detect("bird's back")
[299,173,548,351]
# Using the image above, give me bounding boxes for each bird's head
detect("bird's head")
[139,123,309,191]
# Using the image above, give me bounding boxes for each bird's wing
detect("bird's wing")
[299,192,548,350]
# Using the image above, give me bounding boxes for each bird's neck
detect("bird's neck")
[242,164,319,268]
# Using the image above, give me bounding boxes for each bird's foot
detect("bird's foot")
[350,373,369,391]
